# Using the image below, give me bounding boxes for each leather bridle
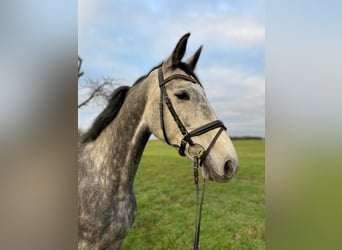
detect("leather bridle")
[158,67,227,249]
[158,67,226,166]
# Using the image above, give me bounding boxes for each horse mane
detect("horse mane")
[132,63,162,86]
[81,63,163,144]
[81,86,131,144]
[80,61,200,144]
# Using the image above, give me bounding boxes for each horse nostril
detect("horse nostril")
[224,160,235,178]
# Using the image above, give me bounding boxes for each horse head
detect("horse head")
[145,33,238,182]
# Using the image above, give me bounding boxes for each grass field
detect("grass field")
[122,139,265,250]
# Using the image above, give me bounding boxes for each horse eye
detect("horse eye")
[175,91,190,100]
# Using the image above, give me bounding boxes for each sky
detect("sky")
[78,0,264,137]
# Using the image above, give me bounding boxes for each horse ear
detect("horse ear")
[186,46,202,71]
[164,33,190,69]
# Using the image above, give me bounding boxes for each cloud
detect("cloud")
[79,0,264,51]
[78,0,265,136]
[162,16,264,48]
[198,65,264,137]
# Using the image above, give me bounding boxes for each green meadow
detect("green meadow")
[122,139,265,250]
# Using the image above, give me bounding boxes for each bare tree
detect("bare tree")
[78,77,120,108]
[78,56,84,78]
[78,56,122,109]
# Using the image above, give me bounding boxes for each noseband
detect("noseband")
[158,67,227,250]
[158,67,226,166]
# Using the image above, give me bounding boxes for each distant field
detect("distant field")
[122,139,265,250]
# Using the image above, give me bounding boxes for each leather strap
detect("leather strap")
[159,68,193,147]
[158,67,226,157]
[189,120,226,137]
[178,120,226,156]
[159,68,171,145]
[160,74,197,87]
[158,66,228,250]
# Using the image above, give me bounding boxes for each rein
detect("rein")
[193,156,205,250]
[158,67,226,249]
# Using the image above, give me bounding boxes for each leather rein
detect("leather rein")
[158,67,226,249]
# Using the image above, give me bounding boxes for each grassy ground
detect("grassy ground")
[122,139,265,250]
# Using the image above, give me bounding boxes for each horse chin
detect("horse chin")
[201,166,232,183]
[201,168,212,181]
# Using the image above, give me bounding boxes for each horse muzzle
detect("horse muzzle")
[202,159,238,183]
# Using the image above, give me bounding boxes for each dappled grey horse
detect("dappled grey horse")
[78,33,238,250]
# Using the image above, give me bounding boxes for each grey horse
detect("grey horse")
[78,33,238,250]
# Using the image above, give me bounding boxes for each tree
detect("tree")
[78,56,84,78]
[78,56,121,109]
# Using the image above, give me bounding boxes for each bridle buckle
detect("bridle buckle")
[198,149,205,160]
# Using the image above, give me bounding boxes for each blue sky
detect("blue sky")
[78,0,264,137]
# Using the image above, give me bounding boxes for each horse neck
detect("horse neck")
[86,79,152,192]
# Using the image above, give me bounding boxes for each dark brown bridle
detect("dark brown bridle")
[158,67,226,161]
[158,67,227,250]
